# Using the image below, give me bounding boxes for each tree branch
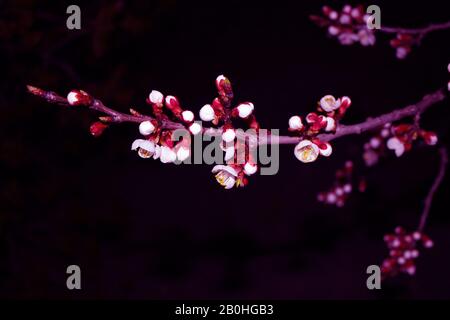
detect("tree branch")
[317,89,446,142]
[28,86,447,145]
[418,147,448,232]
[380,21,450,36]
[26,86,184,130]
[261,88,446,144]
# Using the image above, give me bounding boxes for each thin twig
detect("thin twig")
[418,147,448,232]
[26,86,184,130]
[380,21,450,36]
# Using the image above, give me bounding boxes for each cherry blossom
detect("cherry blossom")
[67,89,93,106]
[131,139,158,159]
[27,66,448,280]
[294,140,320,163]
[363,123,439,165]
[310,4,375,47]
[381,227,433,279]
[312,4,450,59]
[317,161,366,207]
[288,94,351,163]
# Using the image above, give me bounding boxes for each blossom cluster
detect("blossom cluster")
[310,4,375,47]
[311,4,426,59]
[317,161,366,207]
[289,95,351,163]
[130,89,203,163]
[363,123,438,166]
[68,76,263,190]
[390,33,418,59]
[86,87,202,163]
[381,226,433,279]
[200,75,260,189]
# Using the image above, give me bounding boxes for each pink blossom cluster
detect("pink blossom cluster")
[200,75,260,189]
[310,4,375,46]
[381,226,433,279]
[390,33,417,59]
[363,123,438,166]
[310,4,438,59]
[132,92,200,163]
[66,76,263,189]
[289,95,351,163]
[317,160,366,207]
[191,75,260,189]
[68,87,202,163]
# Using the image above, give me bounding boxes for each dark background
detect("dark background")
[1,0,450,299]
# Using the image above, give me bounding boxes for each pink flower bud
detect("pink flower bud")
[351,7,361,19]
[67,90,92,106]
[412,231,421,241]
[387,137,405,157]
[422,131,438,146]
[139,120,156,135]
[181,110,194,123]
[216,75,232,92]
[326,193,337,204]
[189,122,202,135]
[289,115,304,130]
[329,11,338,20]
[381,128,390,138]
[244,162,258,176]
[321,5,332,16]
[358,29,376,46]
[149,90,164,105]
[165,95,182,116]
[342,5,352,14]
[343,184,352,193]
[396,47,410,60]
[317,141,333,157]
[405,265,416,275]
[235,102,254,118]
[319,95,341,112]
[370,137,381,148]
[339,96,352,110]
[222,128,236,143]
[199,104,215,121]
[339,14,351,24]
[422,235,434,248]
[27,85,46,97]
[89,122,108,137]
[328,26,340,36]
